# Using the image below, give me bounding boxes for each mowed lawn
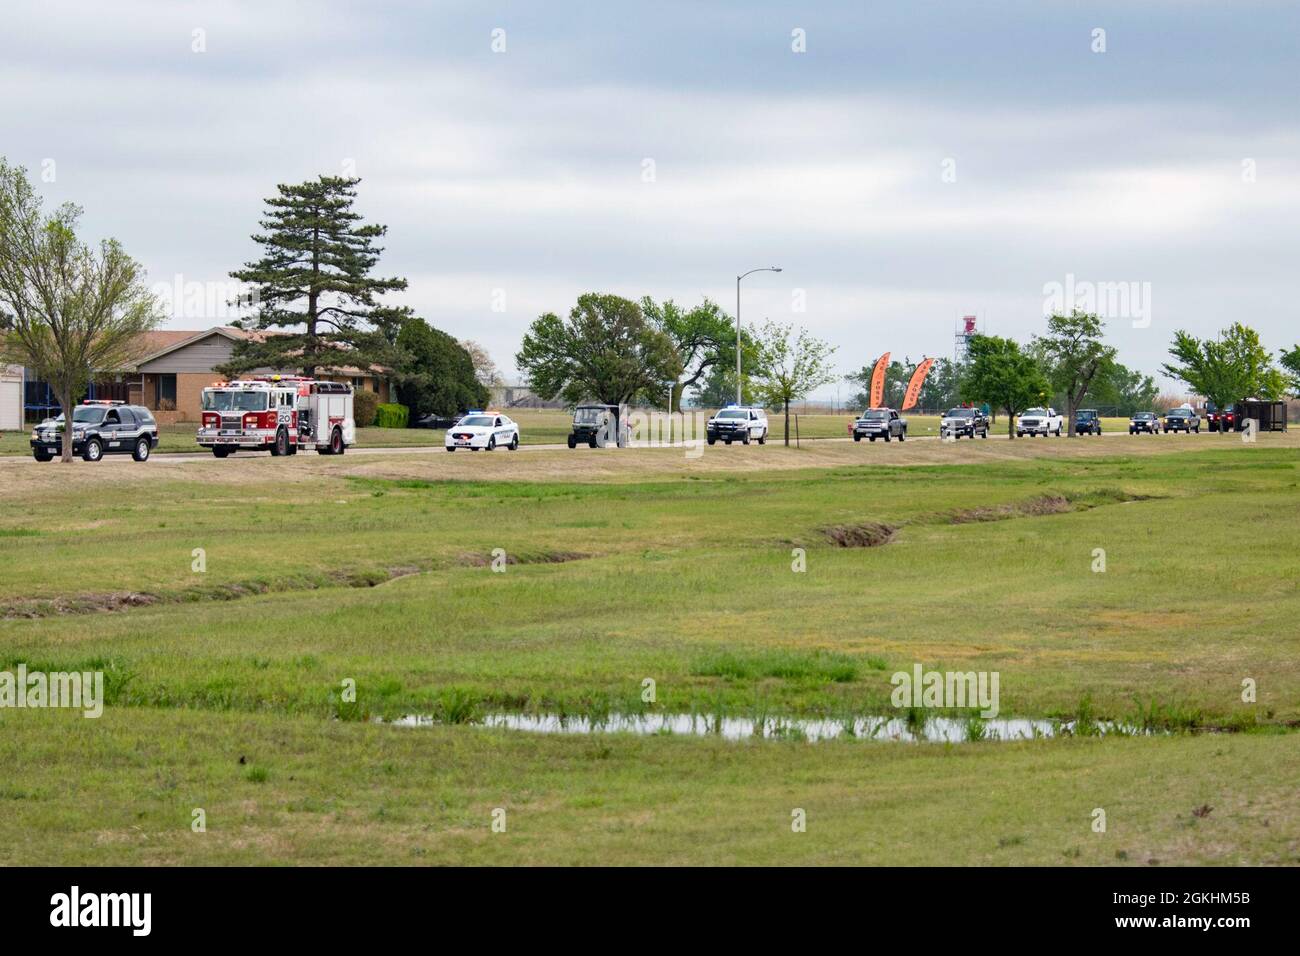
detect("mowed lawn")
[0,432,1296,864]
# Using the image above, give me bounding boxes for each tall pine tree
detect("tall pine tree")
[222,176,410,377]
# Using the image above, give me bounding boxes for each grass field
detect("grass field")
[0,430,1296,864]
[0,409,1137,455]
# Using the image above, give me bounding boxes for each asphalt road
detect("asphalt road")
[1,428,1158,465]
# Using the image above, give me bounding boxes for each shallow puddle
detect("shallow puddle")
[383,711,1134,743]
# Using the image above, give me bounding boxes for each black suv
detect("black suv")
[1074,409,1102,435]
[30,401,159,462]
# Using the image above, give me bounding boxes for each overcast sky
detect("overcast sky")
[4,1,1298,395]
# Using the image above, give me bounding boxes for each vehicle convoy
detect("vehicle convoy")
[1162,406,1200,433]
[940,406,989,439]
[1016,406,1063,437]
[30,400,159,462]
[445,411,519,451]
[706,405,768,445]
[197,376,354,457]
[568,404,616,448]
[1129,411,1161,434]
[1074,409,1102,435]
[853,407,907,442]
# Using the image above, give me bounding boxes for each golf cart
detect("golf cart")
[568,404,618,448]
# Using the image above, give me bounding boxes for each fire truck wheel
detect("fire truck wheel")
[213,446,232,458]
[272,429,289,456]
[132,438,151,462]
[331,428,345,455]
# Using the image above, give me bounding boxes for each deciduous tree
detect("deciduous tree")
[641,296,739,411]
[1032,311,1115,436]
[0,158,161,462]
[394,319,488,420]
[1161,323,1284,409]
[960,335,1049,439]
[516,293,681,437]
[752,320,837,445]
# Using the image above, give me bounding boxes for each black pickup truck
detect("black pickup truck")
[939,407,989,439]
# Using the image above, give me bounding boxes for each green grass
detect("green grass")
[0,437,1296,863]
[0,707,1293,865]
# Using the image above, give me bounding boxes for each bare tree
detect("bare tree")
[0,158,161,461]
[459,338,501,389]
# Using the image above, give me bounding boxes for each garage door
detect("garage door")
[0,379,20,431]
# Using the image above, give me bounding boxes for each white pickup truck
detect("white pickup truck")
[1016,407,1063,437]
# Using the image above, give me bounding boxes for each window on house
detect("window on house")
[352,377,366,390]
[156,374,177,410]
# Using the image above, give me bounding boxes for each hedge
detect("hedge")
[353,389,379,427]
[374,403,410,429]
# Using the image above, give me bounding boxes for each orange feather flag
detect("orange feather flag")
[869,352,890,408]
[901,357,934,411]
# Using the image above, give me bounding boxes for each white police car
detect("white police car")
[444,411,520,451]
[705,405,768,445]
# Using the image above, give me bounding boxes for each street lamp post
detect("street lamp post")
[735,266,782,405]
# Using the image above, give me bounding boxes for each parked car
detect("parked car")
[1016,406,1063,437]
[705,406,768,445]
[1074,409,1102,435]
[568,404,615,448]
[940,407,989,439]
[853,407,907,442]
[1128,411,1161,434]
[30,401,158,463]
[413,412,461,429]
[1162,407,1199,433]
[444,411,519,451]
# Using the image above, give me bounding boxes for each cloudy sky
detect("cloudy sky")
[4,0,1298,395]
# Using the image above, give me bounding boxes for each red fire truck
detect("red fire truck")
[196,376,355,458]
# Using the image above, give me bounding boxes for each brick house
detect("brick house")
[126,327,390,423]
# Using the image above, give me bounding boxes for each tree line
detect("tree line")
[949,313,1297,438]
[3,159,1298,456]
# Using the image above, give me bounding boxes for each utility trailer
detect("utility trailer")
[1238,400,1288,433]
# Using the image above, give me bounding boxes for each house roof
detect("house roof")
[127,326,249,368]
[128,326,384,378]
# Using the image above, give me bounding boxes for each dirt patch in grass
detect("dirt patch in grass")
[1,591,159,619]
[947,494,1073,524]
[1,549,592,619]
[824,522,897,547]
[459,550,589,567]
[942,489,1162,525]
